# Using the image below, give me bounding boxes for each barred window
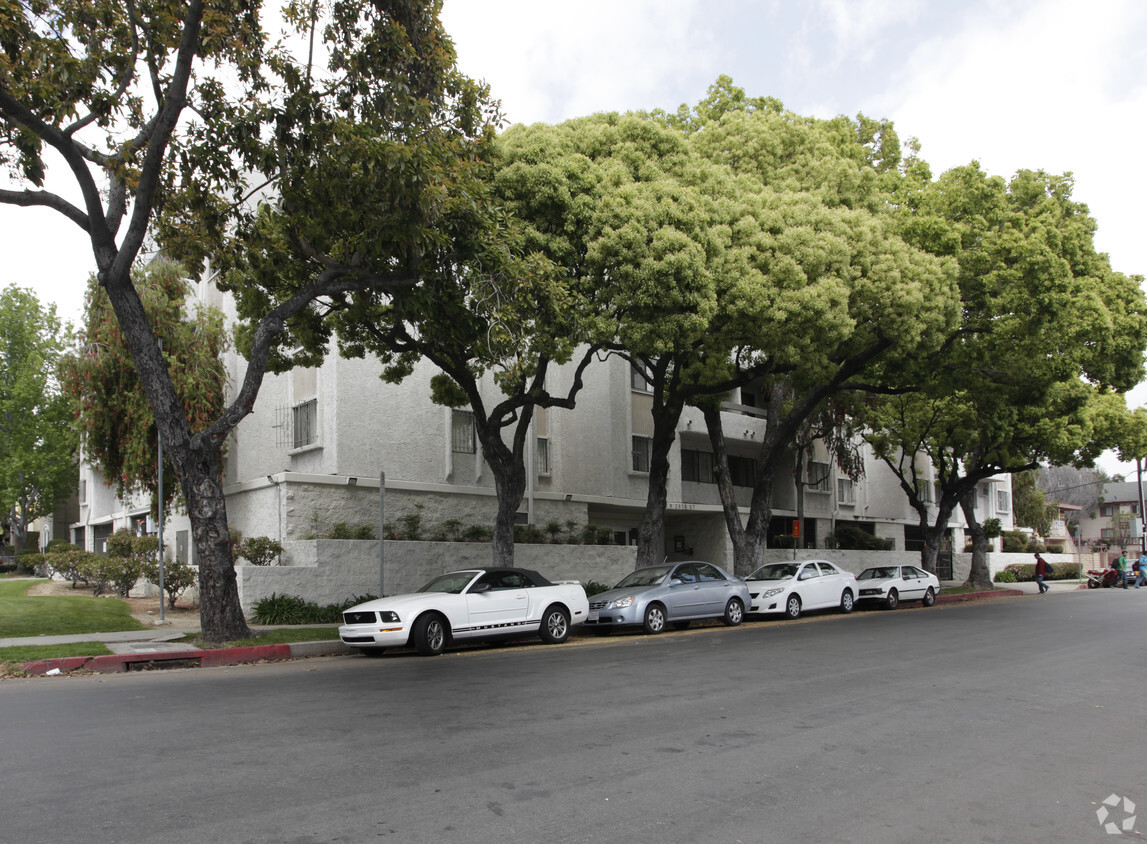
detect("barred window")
[452,410,476,454]
[729,455,757,488]
[292,398,317,449]
[681,449,714,483]
[536,437,550,474]
[632,436,652,473]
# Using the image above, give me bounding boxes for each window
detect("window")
[80,477,88,505]
[452,410,476,454]
[996,489,1011,513]
[536,437,550,474]
[808,461,831,492]
[1101,504,1116,517]
[681,449,715,483]
[631,366,653,392]
[695,563,726,582]
[632,436,651,473]
[292,398,317,449]
[837,477,856,505]
[729,455,757,487]
[915,479,934,503]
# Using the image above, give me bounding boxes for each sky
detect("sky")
[4,0,1146,470]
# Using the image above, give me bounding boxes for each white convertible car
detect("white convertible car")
[338,568,590,656]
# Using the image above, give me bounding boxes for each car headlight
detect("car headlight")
[609,596,635,609]
[379,611,400,623]
[761,588,785,599]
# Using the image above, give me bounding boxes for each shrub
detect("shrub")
[994,569,1018,583]
[515,523,545,544]
[45,538,72,553]
[252,592,377,625]
[235,536,283,566]
[328,522,376,540]
[141,557,199,608]
[461,524,493,543]
[830,525,893,551]
[15,552,45,574]
[584,580,612,596]
[1000,531,1027,553]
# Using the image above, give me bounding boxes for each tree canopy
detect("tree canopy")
[0,285,76,555]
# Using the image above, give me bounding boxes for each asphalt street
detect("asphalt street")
[2,588,1144,844]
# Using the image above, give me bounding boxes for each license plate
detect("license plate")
[588,611,599,621]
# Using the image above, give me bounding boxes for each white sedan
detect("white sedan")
[338,568,590,656]
[855,565,940,609]
[745,559,858,619]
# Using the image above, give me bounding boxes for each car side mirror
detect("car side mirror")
[470,582,490,594]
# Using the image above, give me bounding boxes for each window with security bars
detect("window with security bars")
[808,461,831,492]
[632,436,652,473]
[681,449,715,483]
[452,410,476,453]
[292,399,317,449]
[536,437,550,474]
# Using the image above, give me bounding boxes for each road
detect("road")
[2,589,1145,844]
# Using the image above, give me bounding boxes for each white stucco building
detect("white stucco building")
[71,276,1016,588]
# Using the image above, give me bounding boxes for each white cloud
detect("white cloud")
[441,0,716,124]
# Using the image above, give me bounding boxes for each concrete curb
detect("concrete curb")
[935,589,1024,604]
[22,640,356,676]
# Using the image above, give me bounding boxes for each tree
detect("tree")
[1,1,496,640]
[863,166,1147,587]
[1012,470,1055,537]
[0,286,76,558]
[63,260,226,512]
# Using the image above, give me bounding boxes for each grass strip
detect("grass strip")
[0,579,147,637]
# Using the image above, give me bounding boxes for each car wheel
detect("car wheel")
[412,613,447,656]
[839,589,854,614]
[784,594,802,620]
[922,587,936,607]
[723,598,744,626]
[539,606,570,644]
[643,603,667,634]
[885,589,899,610]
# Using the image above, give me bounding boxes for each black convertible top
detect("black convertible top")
[480,567,554,587]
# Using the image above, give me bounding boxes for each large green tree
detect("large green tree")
[0,286,76,557]
[863,166,1147,586]
[62,259,226,513]
[0,0,495,640]
[496,83,958,571]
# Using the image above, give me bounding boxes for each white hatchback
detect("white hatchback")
[745,559,858,619]
[855,565,940,609]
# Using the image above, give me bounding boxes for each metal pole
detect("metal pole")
[1137,458,1145,555]
[157,426,165,622]
[385,472,389,596]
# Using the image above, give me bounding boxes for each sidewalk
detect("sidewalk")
[5,625,356,676]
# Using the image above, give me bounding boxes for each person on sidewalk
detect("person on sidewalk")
[1034,553,1051,594]
[1113,550,1129,589]
[1136,550,1147,588]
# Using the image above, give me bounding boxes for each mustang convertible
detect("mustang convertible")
[338,568,589,656]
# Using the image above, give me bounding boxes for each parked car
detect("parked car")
[338,568,589,656]
[584,561,751,635]
[855,565,939,609]
[745,559,858,619]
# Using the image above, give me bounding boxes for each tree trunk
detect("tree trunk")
[959,491,993,589]
[634,400,682,569]
[703,405,768,576]
[177,445,251,641]
[487,452,526,568]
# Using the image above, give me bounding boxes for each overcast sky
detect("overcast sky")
[4,0,1145,471]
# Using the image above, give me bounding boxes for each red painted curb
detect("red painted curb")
[22,643,293,675]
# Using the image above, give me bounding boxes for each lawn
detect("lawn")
[0,580,147,638]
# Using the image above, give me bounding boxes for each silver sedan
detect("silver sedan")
[584,561,751,635]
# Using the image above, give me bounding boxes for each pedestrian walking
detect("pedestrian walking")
[1034,553,1051,594]
[1136,551,1147,589]
[1114,550,1129,589]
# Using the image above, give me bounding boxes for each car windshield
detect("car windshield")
[746,563,797,581]
[417,571,478,594]
[614,566,673,588]
[859,567,898,580]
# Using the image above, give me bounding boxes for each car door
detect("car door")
[795,563,826,608]
[816,561,850,605]
[900,566,926,600]
[693,563,734,615]
[665,563,706,617]
[464,570,530,634]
